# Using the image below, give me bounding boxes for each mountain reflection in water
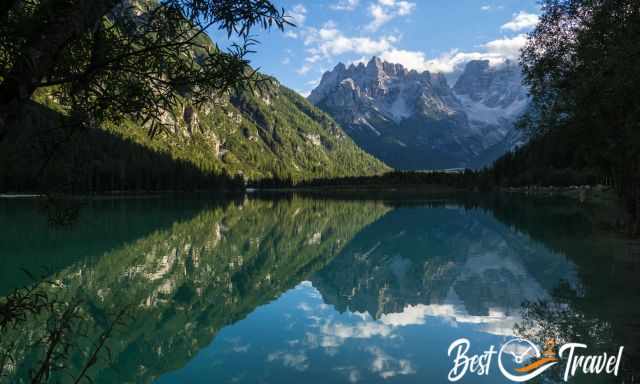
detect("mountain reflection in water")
[0,194,637,383]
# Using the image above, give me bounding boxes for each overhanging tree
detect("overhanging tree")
[520,0,640,230]
[0,0,291,135]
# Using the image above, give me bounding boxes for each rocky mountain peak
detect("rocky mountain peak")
[309,57,457,121]
[308,56,530,170]
[366,56,384,72]
[453,59,526,107]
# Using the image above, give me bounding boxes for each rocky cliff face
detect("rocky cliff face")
[2,3,389,192]
[309,57,530,170]
[309,57,462,124]
[453,59,529,164]
[2,197,390,383]
[311,203,578,334]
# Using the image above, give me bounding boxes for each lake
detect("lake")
[0,193,638,383]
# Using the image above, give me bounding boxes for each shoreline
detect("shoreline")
[500,184,619,204]
[0,184,620,204]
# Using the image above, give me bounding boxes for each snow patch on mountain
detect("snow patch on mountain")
[309,57,531,170]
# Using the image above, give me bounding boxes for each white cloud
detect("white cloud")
[379,304,429,326]
[294,2,528,79]
[378,303,521,336]
[267,351,309,371]
[368,4,393,31]
[396,1,415,15]
[366,0,416,31]
[334,366,362,383]
[300,31,526,77]
[349,369,361,382]
[377,33,528,74]
[321,320,393,339]
[484,33,529,57]
[297,63,313,75]
[288,4,307,27]
[330,0,360,11]
[306,54,322,64]
[480,4,504,11]
[378,48,471,73]
[378,49,429,71]
[501,11,539,31]
[232,344,250,352]
[367,346,416,379]
[301,22,398,60]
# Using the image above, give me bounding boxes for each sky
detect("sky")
[210,0,540,97]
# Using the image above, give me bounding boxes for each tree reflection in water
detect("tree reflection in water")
[0,196,389,383]
[515,280,637,383]
[0,194,638,383]
[0,277,128,384]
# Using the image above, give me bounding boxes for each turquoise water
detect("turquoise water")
[0,194,637,383]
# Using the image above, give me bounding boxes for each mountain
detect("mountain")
[308,57,529,170]
[0,7,389,193]
[111,0,390,181]
[111,80,391,181]
[453,60,530,165]
[311,202,577,333]
[2,76,389,192]
[2,197,390,383]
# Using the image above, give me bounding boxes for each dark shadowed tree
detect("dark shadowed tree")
[0,0,291,136]
[519,0,640,231]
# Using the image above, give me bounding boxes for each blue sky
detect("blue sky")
[211,0,540,96]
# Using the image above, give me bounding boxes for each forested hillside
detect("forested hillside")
[0,1,388,193]
[0,197,390,382]
[490,0,640,230]
[0,78,388,193]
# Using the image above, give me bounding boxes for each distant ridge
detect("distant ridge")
[308,56,530,170]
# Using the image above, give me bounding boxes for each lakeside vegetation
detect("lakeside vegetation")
[0,196,390,383]
[0,0,386,196]
[1,0,638,382]
[2,193,637,382]
[1,0,638,232]
[510,0,640,231]
[257,0,640,234]
[255,168,607,190]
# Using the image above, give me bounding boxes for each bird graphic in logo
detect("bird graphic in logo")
[498,338,559,382]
